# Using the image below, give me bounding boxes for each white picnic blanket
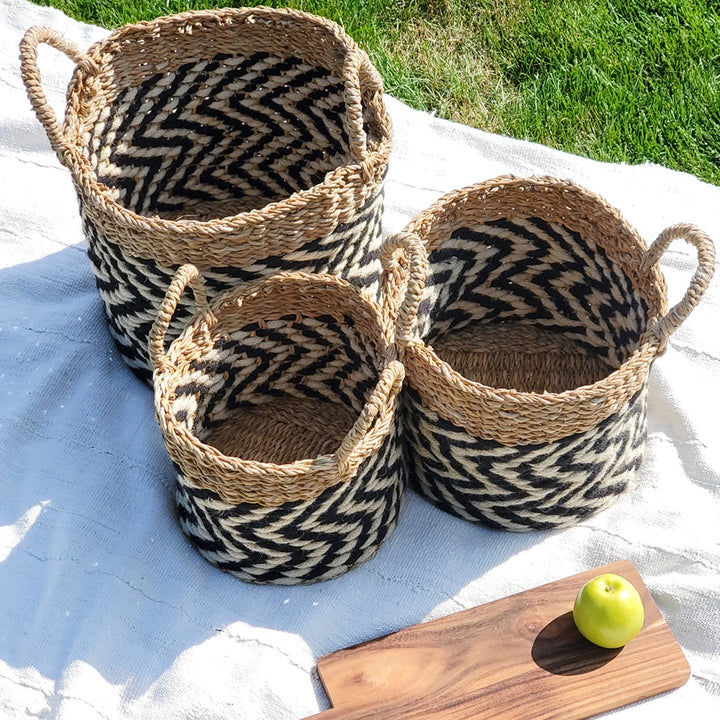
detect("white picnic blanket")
[1,1,719,718]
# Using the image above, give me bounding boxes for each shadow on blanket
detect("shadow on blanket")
[0,245,548,703]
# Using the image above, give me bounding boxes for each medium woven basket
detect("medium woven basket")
[149,265,406,584]
[382,176,715,531]
[20,7,392,382]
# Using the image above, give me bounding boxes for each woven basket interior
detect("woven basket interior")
[420,216,650,393]
[169,311,382,464]
[82,18,383,221]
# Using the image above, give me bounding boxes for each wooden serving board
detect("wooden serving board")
[304,560,689,719]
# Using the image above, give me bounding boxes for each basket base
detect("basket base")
[149,194,276,222]
[203,396,357,464]
[433,322,615,394]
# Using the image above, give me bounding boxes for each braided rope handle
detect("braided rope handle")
[380,231,429,347]
[641,223,716,353]
[343,47,384,167]
[148,264,214,373]
[335,359,405,477]
[19,26,98,165]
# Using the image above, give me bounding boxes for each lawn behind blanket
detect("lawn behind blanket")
[32,0,720,186]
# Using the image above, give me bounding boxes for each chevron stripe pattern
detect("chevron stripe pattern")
[403,386,647,531]
[90,53,354,217]
[81,52,386,382]
[164,311,404,583]
[170,314,385,428]
[175,423,405,584]
[416,217,648,369]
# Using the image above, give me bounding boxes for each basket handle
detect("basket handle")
[380,231,429,347]
[641,223,715,353]
[344,48,384,166]
[148,264,214,373]
[335,360,405,477]
[19,26,98,165]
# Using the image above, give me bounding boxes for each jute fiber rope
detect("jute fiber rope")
[150,265,403,507]
[641,222,716,353]
[19,8,391,267]
[385,176,715,447]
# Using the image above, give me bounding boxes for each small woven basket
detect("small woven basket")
[383,176,715,531]
[149,265,405,584]
[20,7,392,382]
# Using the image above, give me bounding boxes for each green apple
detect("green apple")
[572,573,645,649]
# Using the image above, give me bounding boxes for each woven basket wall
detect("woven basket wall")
[150,265,406,584]
[383,176,715,531]
[20,7,392,383]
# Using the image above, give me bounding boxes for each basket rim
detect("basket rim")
[402,330,659,404]
[72,153,391,264]
[166,269,391,347]
[400,333,659,446]
[153,271,402,505]
[58,6,393,265]
[405,175,659,259]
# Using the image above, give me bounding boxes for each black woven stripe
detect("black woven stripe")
[294,84,347,158]
[403,384,647,530]
[451,221,598,336]
[175,425,405,583]
[144,62,241,211]
[225,58,318,198]
[138,63,229,211]
[98,52,349,214]
[222,58,345,197]
[112,72,197,213]
[524,218,646,354]
[176,484,249,556]
[256,66,347,178]
[190,53,288,201]
[85,231,153,367]
[196,321,376,427]
[451,221,557,317]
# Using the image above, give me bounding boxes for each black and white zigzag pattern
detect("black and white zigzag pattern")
[89,53,354,216]
[175,421,405,584]
[164,311,404,583]
[416,218,648,369]
[169,312,384,431]
[403,386,647,531]
[81,52,386,382]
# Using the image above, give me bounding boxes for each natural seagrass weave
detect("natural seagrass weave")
[20,7,392,382]
[150,265,406,584]
[382,176,715,531]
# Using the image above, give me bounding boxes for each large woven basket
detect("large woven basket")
[20,7,392,383]
[149,265,405,584]
[383,176,715,531]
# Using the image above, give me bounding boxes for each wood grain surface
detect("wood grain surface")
[303,560,689,719]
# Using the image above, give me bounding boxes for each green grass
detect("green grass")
[31,0,720,185]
